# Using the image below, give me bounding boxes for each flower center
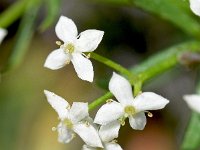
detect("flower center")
[65,43,75,53]
[124,105,136,116]
[63,118,73,129]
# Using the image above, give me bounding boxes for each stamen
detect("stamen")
[56,41,62,46]
[52,127,57,131]
[106,99,113,103]
[72,133,76,139]
[147,111,153,117]
[65,60,71,65]
[86,53,91,59]
[66,105,71,110]
[118,117,126,126]
[85,121,90,127]
[111,139,118,143]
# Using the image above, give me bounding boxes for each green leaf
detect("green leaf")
[93,0,200,38]
[2,0,41,73]
[39,0,61,31]
[0,0,29,28]
[181,112,200,150]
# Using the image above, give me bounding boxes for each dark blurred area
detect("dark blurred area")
[0,0,197,150]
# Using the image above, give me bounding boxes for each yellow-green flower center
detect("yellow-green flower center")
[63,118,73,129]
[62,43,75,54]
[66,43,75,53]
[124,105,136,116]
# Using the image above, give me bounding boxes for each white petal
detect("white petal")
[73,123,103,148]
[44,49,70,70]
[109,72,134,106]
[57,122,74,143]
[70,102,89,123]
[0,28,7,44]
[104,143,123,150]
[129,112,146,130]
[94,101,124,125]
[99,121,121,142]
[183,94,200,113]
[133,92,169,112]
[76,29,104,52]
[71,53,94,82]
[44,90,69,120]
[82,145,97,150]
[190,0,200,16]
[55,16,78,42]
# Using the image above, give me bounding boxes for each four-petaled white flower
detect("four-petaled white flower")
[189,0,200,16]
[82,121,123,150]
[94,72,169,130]
[44,90,103,147]
[0,28,7,44]
[44,16,104,82]
[183,94,200,113]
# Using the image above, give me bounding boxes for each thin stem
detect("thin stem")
[131,41,200,83]
[89,92,113,111]
[90,52,136,80]
[88,41,200,111]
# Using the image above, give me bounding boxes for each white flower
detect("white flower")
[189,0,200,16]
[0,28,7,44]
[94,72,169,130]
[44,90,103,147]
[82,121,123,150]
[44,16,104,82]
[183,94,200,113]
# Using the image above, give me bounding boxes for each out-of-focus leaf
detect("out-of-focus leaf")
[2,0,41,73]
[39,0,61,31]
[93,0,200,38]
[181,112,200,150]
[181,79,200,150]
[0,0,29,28]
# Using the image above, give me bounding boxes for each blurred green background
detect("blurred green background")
[0,0,199,150]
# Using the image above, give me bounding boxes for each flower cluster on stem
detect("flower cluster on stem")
[44,16,170,150]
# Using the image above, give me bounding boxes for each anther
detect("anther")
[86,53,91,59]
[66,105,71,110]
[52,127,57,131]
[85,121,90,127]
[147,111,153,117]
[56,41,62,46]
[65,60,71,65]
[111,139,118,143]
[106,99,113,103]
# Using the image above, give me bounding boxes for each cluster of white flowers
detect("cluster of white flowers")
[44,16,200,150]
[44,72,169,150]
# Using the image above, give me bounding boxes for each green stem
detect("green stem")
[0,0,30,28]
[88,41,200,111]
[89,92,113,111]
[90,52,135,79]
[131,41,200,83]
